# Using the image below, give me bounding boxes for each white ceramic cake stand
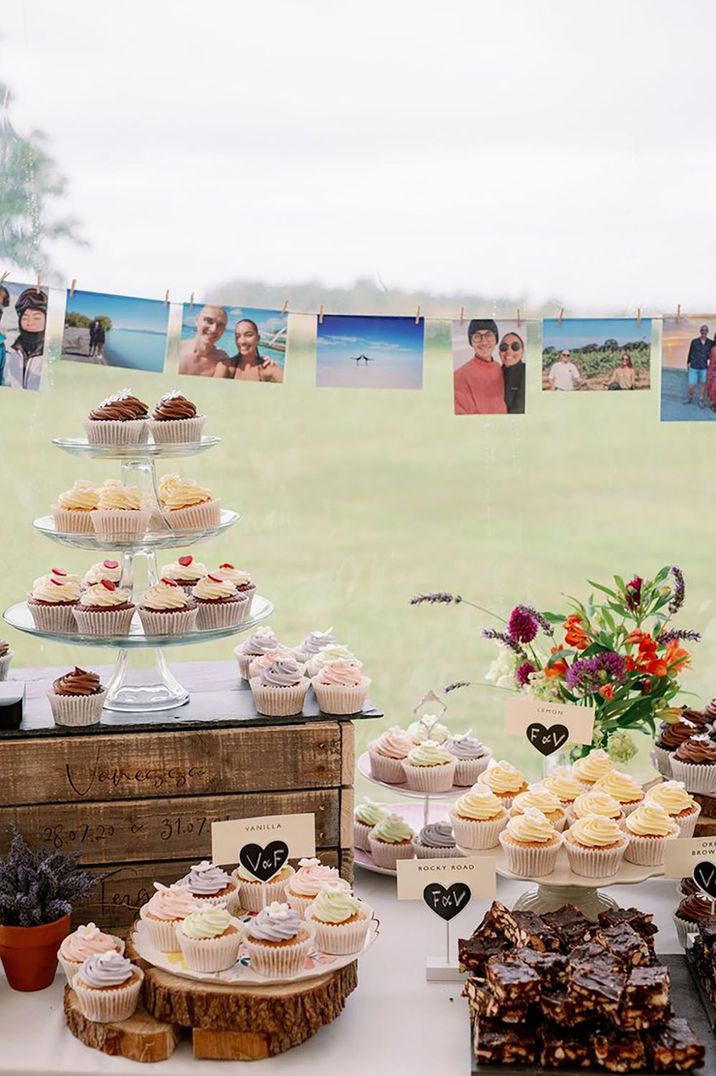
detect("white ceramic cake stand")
[356,750,463,830]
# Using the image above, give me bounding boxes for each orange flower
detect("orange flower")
[664,640,690,673]
[599,684,615,701]
[564,615,589,650]
[544,646,568,679]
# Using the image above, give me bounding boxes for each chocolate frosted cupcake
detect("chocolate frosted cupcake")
[27,574,80,632]
[413,820,462,859]
[83,389,149,446]
[250,657,310,717]
[47,667,107,727]
[445,732,493,786]
[148,391,206,443]
[671,736,716,795]
[177,860,239,913]
[673,893,716,947]
[0,640,13,681]
[73,580,135,636]
[138,579,197,635]
[52,480,98,534]
[653,717,701,777]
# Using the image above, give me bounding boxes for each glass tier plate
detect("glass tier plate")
[52,436,221,459]
[357,751,462,799]
[3,595,273,648]
[33,510,240,551]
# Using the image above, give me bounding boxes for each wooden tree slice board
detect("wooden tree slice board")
[64,985,182,1063]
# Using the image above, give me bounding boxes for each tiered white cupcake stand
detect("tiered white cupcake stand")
[3,435,273,713]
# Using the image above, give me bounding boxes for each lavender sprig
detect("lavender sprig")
[668,566,685,615]
[444,680,471,694]
[657,628,701,644]
[410,592,461,606]
[517,605,554,637]
[481,628,527,657]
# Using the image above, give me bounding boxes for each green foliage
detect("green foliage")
[65,311,112,331]
[541,341,650,377]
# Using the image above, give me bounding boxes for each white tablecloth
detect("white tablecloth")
[0,871,684,1075]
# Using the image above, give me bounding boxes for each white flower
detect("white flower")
[485,646,519,689]
[524,669,562,702]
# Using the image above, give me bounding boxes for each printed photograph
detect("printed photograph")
[316,314,424,390]
[0,281,48,391]
[542,318,652,393]
[62,289,170,373]
[661,318,716,422]
[452,318,526,415]
[179,303,286,382]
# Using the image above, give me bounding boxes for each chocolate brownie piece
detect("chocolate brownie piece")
[696,915,716,955]
[543,904,593,948]
[570,942,625,976]
[462,977,527,1023]
[472,1016,537,1066]
[541,987,587,1026]
[645,1017,706,1072]
[593,1029,647,1072]
[624,964,670,1008]
[568,950,626,1017]
[538,1023,594,1069]
[485,957,541,1006]
[598,906,658,945]
[457,934,505,974]
[596,923,651,966]
[511,946,568,988]
[473,899,517,941]
[508,910,561,951]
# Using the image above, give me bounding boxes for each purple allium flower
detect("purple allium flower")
[657,628,701,644]
[565,651,627,694]
[508,605,539,644]
[410,592,462,606]
[444,680,471,694]
[519,606,555,637]
[668,566,685,615]
[516,661,537,687]
[481,628,526,656]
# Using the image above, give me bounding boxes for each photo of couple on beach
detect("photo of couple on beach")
[661,318,716,422]
[179,303,287,383]
[452,318,526,415]
[61,289,170,373]
[0,281,48,392]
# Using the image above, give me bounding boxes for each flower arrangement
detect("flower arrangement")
[0,831,98,927]
[412,567,699,762]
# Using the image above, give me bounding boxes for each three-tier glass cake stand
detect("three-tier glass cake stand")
[3,434,273,713]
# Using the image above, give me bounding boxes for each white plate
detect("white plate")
[354,800,459,877]
[455,842,664,889]
[131,916,378,987]
[357,751,464,800]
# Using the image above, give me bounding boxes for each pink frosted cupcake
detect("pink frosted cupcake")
[477,761,529,809]
[367,813,415,870]
[564,814,628,878]
[234,626,288,680]
[92,479,151,542]
[138,578,198,635]
[305,887,373,955]
[177,860,239,913]
[57,923,124,984]
[623,802,680,866]
[27,574,80,632]
[72,952,143,1023]
[231,862,295,913]
[51,480,99,534]
[567,789,624,826]
[284,857,351,919]
[312,659,370,715]
[176,907,242,972]
[571,748,616,787]
[73,580,136,636]
[243,902,315,977]
[250,658,310,717]
[368,726,413,784]
[401,740,457,792]
[498,808,563,878]
[354,799,388,852]
[645,780,701,837]
[138,882,200,951]
[594,770,644,815]
[161,474,221,531]
[510,786,567,832]
[445,732,493,786]
[193,573,250,629]
[159,554,208,594]
[450,786,508,850]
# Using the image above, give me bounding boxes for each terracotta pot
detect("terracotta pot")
[0,913,71,991]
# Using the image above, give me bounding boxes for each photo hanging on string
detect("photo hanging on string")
[178,303,287,383]
[0,281,48,392]
[316,313,424,390]
[661,317,716,422]
[541,318,652,394]
[452,318,526,415]
[61,289,170,374]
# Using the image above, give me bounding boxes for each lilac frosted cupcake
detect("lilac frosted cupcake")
[354,799,388,852]
[193,573,250,629]
[243,902,315,977]
[498,808,563,878]
[445,732,493,786]
[72,951,144,1023]
[234,626,287,680]
[284,857,350,919]
[231,861,295,913]
[593,770,644,815]
[368,726,413,784]
[413,820,462,859]
[159,554,208,594]
[510,786,567,832]
[293,628,338,665]
[177,860,239,913]
[73,580,135,636]
[367,813,415,870]
[176,906,242,972]
[305,887,372,955]
[645,780,701,837]
[450,786,508,850]
[564,814,628,878]
[477,761,529,808]
[249,649,304,681]
[138,579,197,635]
[250,658,310,717]
[312,659,370,715]
[572,748,616,787]
[623,802,680,866]
[139,883,200,951]
[57,923,124,984]
[27,574,80,632]
[51,480,99,534]
[401,740,457,793]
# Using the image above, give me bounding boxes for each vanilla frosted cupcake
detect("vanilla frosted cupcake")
[401,740,457,793]
[445,732,493,786]
[568,789,623,825]
[73,580,135,635]
[305,887,372,955]
[306,644,359,679]
[83,558,122,588]
[623,801,679,865]
[231,861,295,913]
[159,554,208,593]
[161,473,221,531]
[213,563,255,606]
[368,726,413,784]
[564,814,628,878]
[477,761,528,808]
[367,813,415,869]
[413,820,461,859]
[92,479,151,541]
[27,574,80,632]
[572,748,616,787]
[193,573,250,629]
[138,578,197,635]
[176,906,242,972]
[52,480,98,533]
[73,951,144,1023]
[450,785,508,849]
[243,902,315,977]
[57,923,124,984]
[499,808,563,877]
[250,658,310,717]
[234,626,287,679]
[594,770,644,814]
[542,768,586,807]
[33,566,82,589]
[313,659,371,715]
[511,786,567,831]
[284,857,350,919]
[139,883,199,951]
[177,860,239,913]
[293,628,338,665]
[354,799,388,851]
[645,780,701,838]
[407,716,450,744]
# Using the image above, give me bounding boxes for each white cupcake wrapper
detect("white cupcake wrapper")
[624,831,678,866]
[52,507,96,534]
[353,820,373,853]
[450,810,508,851]
[367,835,414,870]
[196,595,250,630]
[673,912,701,950]
[176,923,243,972]
[674,803,701,838]
[619,798,643,817]
[498,832,563,878]
[139,906,185,952]
[367,749,407,785]
[0,651,13,681]
[91,507,151,542]
[83,418,148,446]
[306,903,372,956]
[670,758,716,796]
[58,936,125,984]
[564,836,628,878]
[312,676,371,716]
[138,606,198,635]
[27,602,78,633]
[242,926,315,977]
[413,839,463,859]
[147,415,206,444]
[47,689,107,727]
[452,751,493,786]
[249,677,310,717]
[73,967,144,1022]
[231,868,295,913]
[73,605,136,636]
[166,499,222,532]
[651,745,675,779]
[284,892,319,920]
[401,759,457,793]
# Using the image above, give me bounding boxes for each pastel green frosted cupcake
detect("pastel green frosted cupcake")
[176,906,242,972]
[401,740,457,792]
[305,886,373,955]
[354,799,388,852]
[367,813,415,870]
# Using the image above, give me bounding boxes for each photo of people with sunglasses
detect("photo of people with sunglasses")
[451,318,526,415]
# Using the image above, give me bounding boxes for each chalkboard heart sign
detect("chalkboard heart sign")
[693,861,716,900]
[526,722,570,757]
[422,882,471,921]
[239,841,289,882]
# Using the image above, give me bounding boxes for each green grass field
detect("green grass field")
[2,314,714,798]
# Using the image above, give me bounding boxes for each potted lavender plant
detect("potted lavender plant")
[0,832,97,991]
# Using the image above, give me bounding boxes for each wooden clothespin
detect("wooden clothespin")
[69,278,77,298]
[318,304,325,324]
[164,290,170,307]
[636,307,641,326]
[517,307,522,328]
[281,298,289,315]
[36,274,42,289]
[459,306,465,325]
[676,303,681,322]
[0,271,10,284]
[189,292,195,310]
[415,305,421,324]
[558,307,564,327]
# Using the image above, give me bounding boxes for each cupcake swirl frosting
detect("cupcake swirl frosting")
[181,907,232,940]
[144,882,198,920]
[512,786,562,815]
[89,390,148,421]
[594,770,644,803]
[310,645,359,671]
[52,667,102,696]
[60,923,117,962]
[572,749,616,783]
[407,740,453,767]
[248,901,303,941]
[310,887,362,924]
[215,564,252,587]
[355,799,387,826]
[372,813,414,843]
[569,814,623,847]
[572,790,622,819]
[290,858,347,898]
[455,786,504,820]
[55,480,98,512]
[505,807,554,844]
[541,769,584,802]
[315,659,364,687]
[34,567,82,588]
[417,821,456,848]
[445,733,487,761]
[235,862,287,883]
[242,627,280,655]
[83,559,122,586]
[141,580,190,610]
[674,736,716,764]
[193,576,237,601]
[407,718,449,744]
[79,582,131,608]
[79,951,134,988]
[371,726,413,760]
[259,658,303,687]
[160,557,208,582]
[178,861,232,896]
[296,629,337,656]
[658,720,699,749]
[678,894,716,921]
[162,478,213,511]
[97,479,142,512]
[625,802,678,837]
[31,577,80,603]
[479,761,527,795]
[152,391,197,420]
[645,780,695,815]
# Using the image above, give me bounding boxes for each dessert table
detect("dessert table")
[0,870,685,1075]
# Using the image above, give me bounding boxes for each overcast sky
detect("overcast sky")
[3,0,716,313]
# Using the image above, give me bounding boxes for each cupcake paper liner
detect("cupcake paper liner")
[367,748,407,785]
[176,923,243,972]
[91,507,151,542]
[452,750,493,786]
[450,810,508,851]
[413,839,463,859]
[670,758,716,796]
[312,676,371,716]
[166,498,222,532]
[564,836,628,878]
[0,651,13,681]
[306,903,372,956]
[231,868,295,913]
[147,415,206,444]
[624,831,678,866]
[73,967,144,1023]
[58,937,125,984]
[47,689,107,727]
[367,835,415,870]
[27,601,78,633]
[619,798,644,817]
[83,417,148,446]
[243,926,315,977]
[673,804,701,838]
[673,912,703,950]
[196,596,250,631]
[284,891,322,920]
[353,820,373,852]
[401,759,457,793]
[139,906,186,952]
[138,606,198,636]
[52,507,96,534]
[498,832,562,878]
[651,745,675,779]
[249,677,310,717]
[73,605,136,636]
